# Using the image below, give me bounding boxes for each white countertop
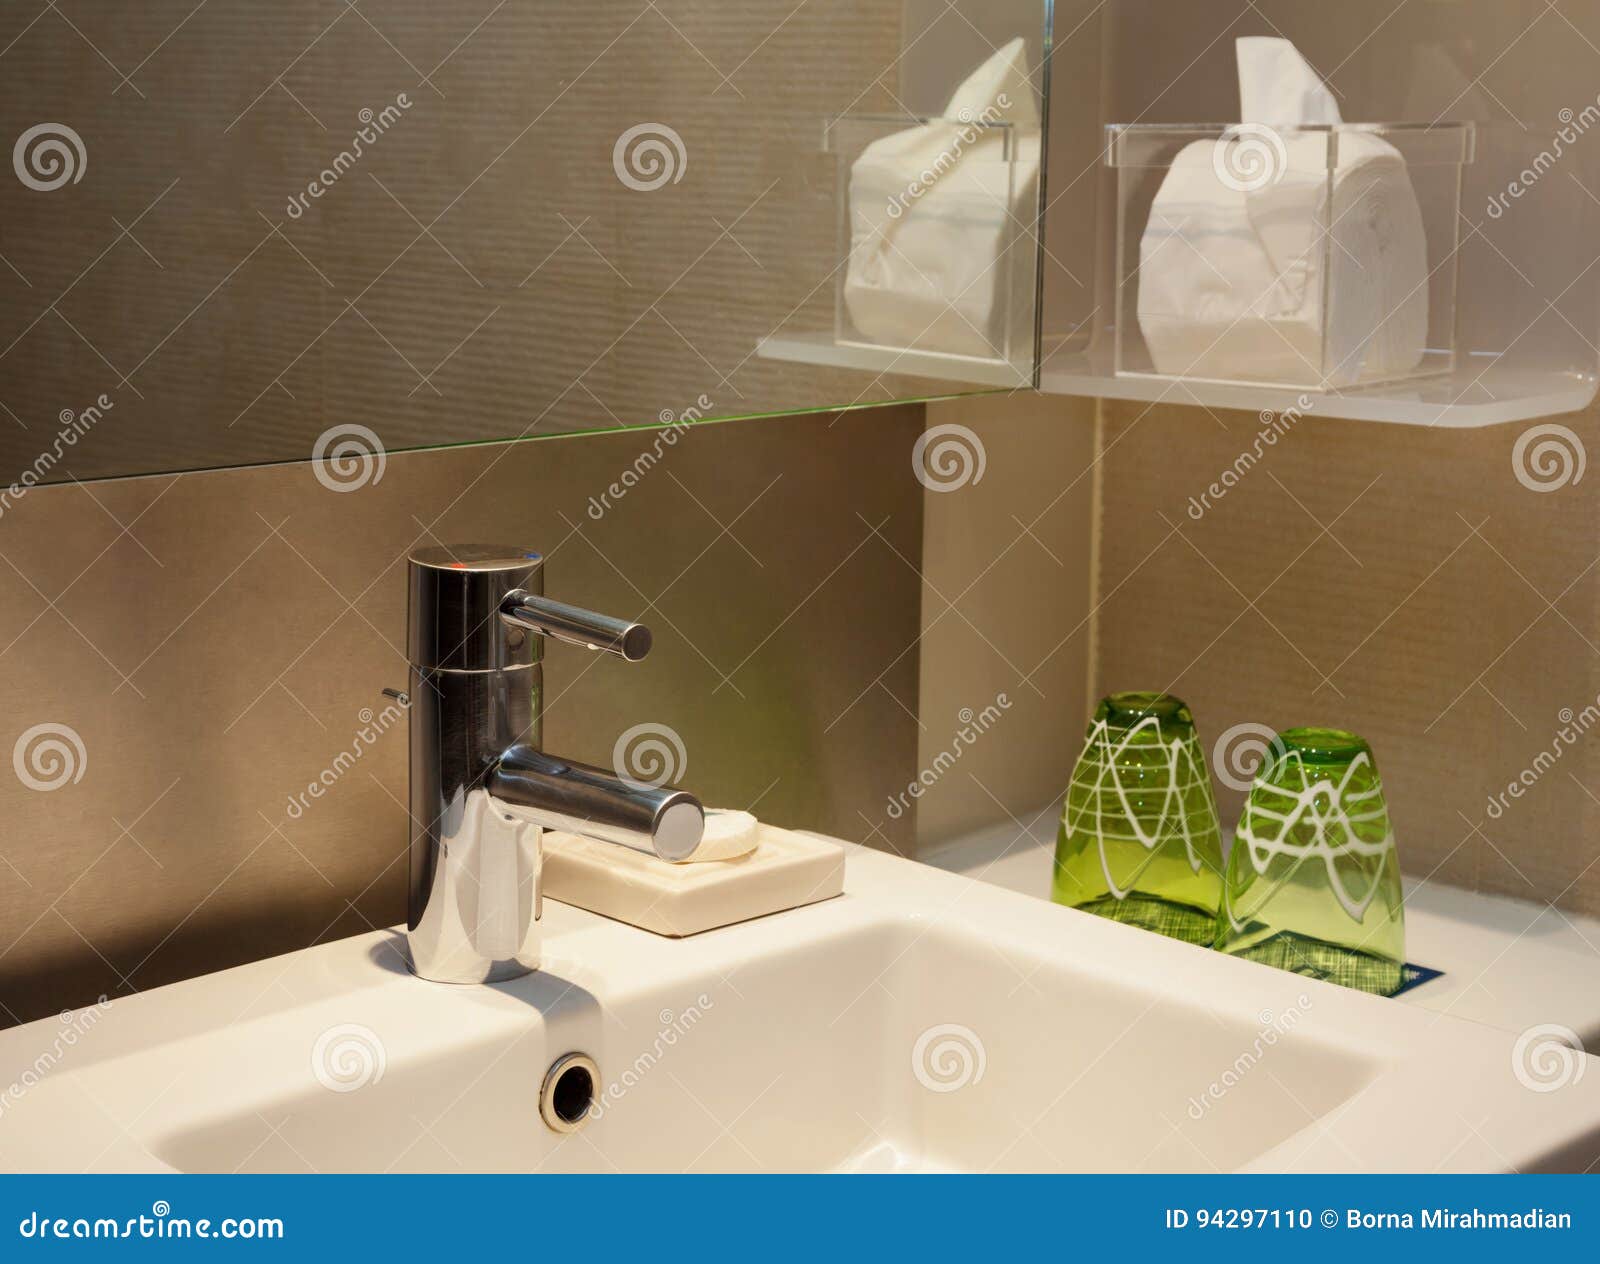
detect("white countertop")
[922,814,1600,1045]
[10,841,1600,1172]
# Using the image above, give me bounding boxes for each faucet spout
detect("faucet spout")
[487,745,704,862]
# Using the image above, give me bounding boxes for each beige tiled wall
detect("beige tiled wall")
[913,392,1098,849]
[0,405,927,1025]
[918,389,1600,920]
[1094,395,1600,916]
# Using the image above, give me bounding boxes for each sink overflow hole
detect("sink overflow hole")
[540,1053,599,1133]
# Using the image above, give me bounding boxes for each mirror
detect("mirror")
[0,0,1050,485]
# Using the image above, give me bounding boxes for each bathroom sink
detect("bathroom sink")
[3,844,1598,1173]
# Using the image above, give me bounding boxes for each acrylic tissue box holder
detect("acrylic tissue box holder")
[826,113,1040,375]
[1105,121,1475,393]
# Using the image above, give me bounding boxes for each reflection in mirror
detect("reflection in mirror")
[0,1,1049,485]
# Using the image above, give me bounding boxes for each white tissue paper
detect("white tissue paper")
[1235,35,1340,127]
[1136,37,1429,388]
[843,37,1040,360]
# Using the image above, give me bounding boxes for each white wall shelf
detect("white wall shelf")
[1039,344,1597,428]
[759,333,1597,425]
[756,333,1032,390]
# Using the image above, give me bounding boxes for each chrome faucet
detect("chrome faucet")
[404,544,704,983]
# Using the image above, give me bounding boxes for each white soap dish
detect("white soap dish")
[541,822,846,937]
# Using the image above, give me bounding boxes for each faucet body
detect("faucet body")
[404,545,703,983]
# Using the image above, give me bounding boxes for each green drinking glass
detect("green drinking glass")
[1216,726,1405,995]
[1051,692,1225,945]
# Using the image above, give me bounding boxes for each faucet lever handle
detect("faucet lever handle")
[501,591,652,662]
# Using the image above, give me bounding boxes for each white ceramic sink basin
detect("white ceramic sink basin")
[4,844,1599,1173]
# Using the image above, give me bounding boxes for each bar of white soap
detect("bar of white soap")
[688,808,760,862]
[541,821,845,937]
